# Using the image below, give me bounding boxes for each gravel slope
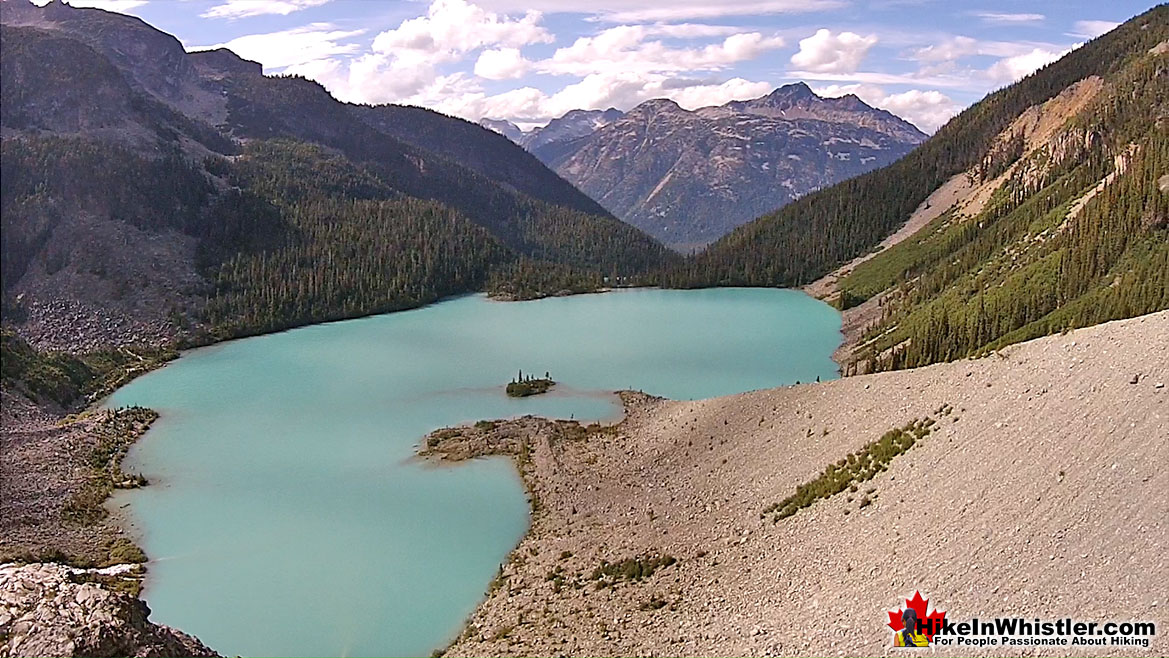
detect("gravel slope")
[435,311,1167,657]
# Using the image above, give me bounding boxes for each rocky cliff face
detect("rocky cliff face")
[537,85,926,249]
[0,563,219,657]
[521,108,625,160]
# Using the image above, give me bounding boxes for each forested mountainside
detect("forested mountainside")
[0,0,676,349]
[528,86,926,249]
[349,104,613,218]
[663,5,1169,370]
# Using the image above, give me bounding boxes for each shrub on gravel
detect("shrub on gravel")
[764,417,935,522]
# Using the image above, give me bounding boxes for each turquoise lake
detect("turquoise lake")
[107,288,841,657]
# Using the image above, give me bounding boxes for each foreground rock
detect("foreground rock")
[427,311,1167,657]
[0,562,218,657]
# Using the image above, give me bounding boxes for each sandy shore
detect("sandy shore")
[424,310,1168,657]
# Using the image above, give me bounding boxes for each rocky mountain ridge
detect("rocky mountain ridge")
[486,85,926,249]
[0,0,675,350]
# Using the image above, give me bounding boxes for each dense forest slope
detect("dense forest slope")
[662,5,1169,370]
[0,0,676,348]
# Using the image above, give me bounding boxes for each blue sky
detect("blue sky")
[51,0,1154,132]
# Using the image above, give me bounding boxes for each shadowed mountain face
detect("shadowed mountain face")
[0,0,677,348]
[517,85,926,250]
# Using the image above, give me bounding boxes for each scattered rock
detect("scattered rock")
[0,563,219,657]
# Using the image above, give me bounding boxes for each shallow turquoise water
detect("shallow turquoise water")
[108,288,841,657]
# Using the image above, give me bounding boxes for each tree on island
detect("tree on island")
[507,369,555,397]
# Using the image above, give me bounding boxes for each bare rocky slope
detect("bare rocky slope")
[426,311,1167,657]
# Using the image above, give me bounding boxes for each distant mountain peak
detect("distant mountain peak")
[768,81,817,99]
[719,84,925,141]
[478,117,523,142]
[520,107,625,152]
[532,83,927,248]
[830,93,873,111]
[628,98,685,116]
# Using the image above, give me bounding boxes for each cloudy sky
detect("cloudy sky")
[53,0,1151,132]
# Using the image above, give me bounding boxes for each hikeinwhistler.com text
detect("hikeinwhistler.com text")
[924,617,1156,648]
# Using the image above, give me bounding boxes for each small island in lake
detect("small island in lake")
[507,370,555,397]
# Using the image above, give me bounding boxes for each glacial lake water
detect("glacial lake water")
[107,288,841,657]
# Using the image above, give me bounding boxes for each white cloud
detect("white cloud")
[475,47,530,79]
[793,70,969,87]
[911,35,980,63]
[371,0,552,65]
[814,83,960,133]
[790,29,878,73]
[308,0,555,104]
[644,23,743,39]
[537,72,771,116]
[972,12,1044,25]
[911,36,1060,64]
[465,0,845,22]
[1069,20,1120,39]
[909,35,1075,84]
[798,34,1072,95]
[246,0,971,131]
[667,77,774,109]
[201,0,331,20]
[985,47,1066,84]
[543,25,784,76]
[878,89,959,132]
[393,70,774,125]
[191,23,364,70]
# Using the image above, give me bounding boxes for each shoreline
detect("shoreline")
[1,283,841,657]
[421,311,1167,657]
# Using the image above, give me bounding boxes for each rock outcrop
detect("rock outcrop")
[0,562,219,657]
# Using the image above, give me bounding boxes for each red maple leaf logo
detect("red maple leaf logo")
[887,591,946,641]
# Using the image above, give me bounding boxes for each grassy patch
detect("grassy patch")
[589,553,677,588]
[764,417,935,522]
[104,537,147,565]
[0,328,175,408]
[61,407,158,527]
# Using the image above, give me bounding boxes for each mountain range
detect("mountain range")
[3,0,1166,373]
[0,0,677,348]
[664,5,1168,372]
[481,85,927,249]
[2,3,1167,655]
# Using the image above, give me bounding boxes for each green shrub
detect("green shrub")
[764,418,934,522]
[589,553,677,586]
